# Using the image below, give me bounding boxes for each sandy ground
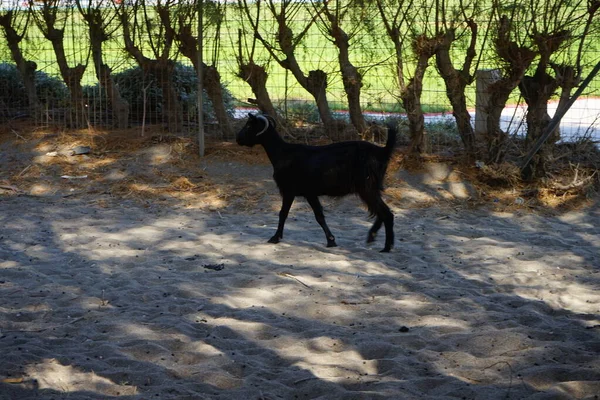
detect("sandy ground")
[1,134,600,399]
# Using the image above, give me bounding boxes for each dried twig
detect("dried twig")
[276,272,311,288]
[2,317,85,334]
[0,184,22,193]
[17,165,32,177]
[483,361,515,398]
[549,163,598,192]
[12,129,26,141]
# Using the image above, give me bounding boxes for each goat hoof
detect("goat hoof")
[268,236,281,244]
[326,241,337,248]
[366,234,376,243]
[380,246,391,253]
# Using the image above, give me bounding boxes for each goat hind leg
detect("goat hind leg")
[269,194,294,244]
[378,201,394,252]
[367,217,383,243]
[360,192,394,252]
[306,196,337,247]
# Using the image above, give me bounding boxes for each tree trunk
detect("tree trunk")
[121,9,181,133]
[485,16,536,163]
[519,31,571,178]
[520,74,559,140]
[435,28,477,154]
[485,91,511,163]
[87,10,129,128]
[400,35,439,154]
[0,13,38,116]
[341,60,367,136]
[173,23,232,139]
[280,52,336,135]
[102,62,130,129]
[204,65,232,140]
[238,61,282,125]
[248,8,336,136]
[553,65,579,119]
[328,16,367,135]
[401,79,426,153]
[306,68,336,133]
[519,66,576,179]
[135,61,183,131]
[272,21,336,135]
[153,61,182,132]
[45,26,86,127]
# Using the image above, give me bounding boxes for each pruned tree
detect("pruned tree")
[484,1,536,163]
[76,0,129,128]
[519,0,600,178]
[375,0,442,154]
[164,0,233,139]
[434,0,481,155]
[235,26,282,127]
[115,0,181,132]
[311,0,367,136]
[240,0,340,137]
[0,0,38,116]
[30,0,87,127]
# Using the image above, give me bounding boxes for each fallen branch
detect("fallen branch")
[276,271,311,288]
[0,184,22,193]
[2,317,85,334]
[12,129,26,141]
[549,166,597,191]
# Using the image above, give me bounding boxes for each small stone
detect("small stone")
[71,145,91,155]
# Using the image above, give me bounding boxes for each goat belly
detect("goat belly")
[275,172,354,197]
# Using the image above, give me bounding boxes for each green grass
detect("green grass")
[1,1,598,116]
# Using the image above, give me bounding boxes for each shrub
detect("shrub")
[277,100,321,124]
[0,63,68,118]
[83,63,236,124]
[35,70,69,106]
[0,63,27,111]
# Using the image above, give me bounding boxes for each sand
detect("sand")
[1,188,599,400]
[1,140,600,400]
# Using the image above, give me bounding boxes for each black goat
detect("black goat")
[236,113,396,252]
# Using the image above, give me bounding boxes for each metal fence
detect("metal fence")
[1,0,599,146]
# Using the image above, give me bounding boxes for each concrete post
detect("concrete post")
[475,69,501,136]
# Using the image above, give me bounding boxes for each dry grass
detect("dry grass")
[1,122,598,213]
[0,123,281,212]
[478,162,522,187]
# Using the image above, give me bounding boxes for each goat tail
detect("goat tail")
[383,124,397,162]
[360,125,397,208]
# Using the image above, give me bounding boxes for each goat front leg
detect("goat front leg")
[305,196,337,248]
[269,194,295,244]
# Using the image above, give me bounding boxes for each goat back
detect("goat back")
[272,141,390,197]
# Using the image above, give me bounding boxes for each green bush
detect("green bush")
[278,100,321,124]
[35,70,69,106]
[0,63,27,111]
[0,63,68,117]
[83,63,236,124]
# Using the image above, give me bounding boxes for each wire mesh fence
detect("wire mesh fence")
[0,0,599,150]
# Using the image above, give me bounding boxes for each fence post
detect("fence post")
[474,69,501,136]
[197,0,205,157]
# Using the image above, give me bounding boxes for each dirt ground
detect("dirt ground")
[1,124,599,399]
[0,122,597,212]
